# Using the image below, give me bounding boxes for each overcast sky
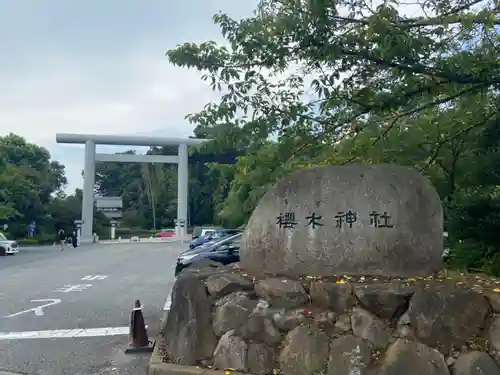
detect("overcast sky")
[0,0,256,192]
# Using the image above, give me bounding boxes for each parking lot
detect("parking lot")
[0,242,183,375]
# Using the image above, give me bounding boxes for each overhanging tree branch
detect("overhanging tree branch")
[337,83,490,164]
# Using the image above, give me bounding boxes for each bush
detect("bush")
[483,253,500,277]
[17,238,40,245]
[447,194,500,249]
[13,233,57,246]
[446,240,500,275]
[36,234,58,244]
[444,193,500,275]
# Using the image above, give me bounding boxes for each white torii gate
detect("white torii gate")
[55,133,207,243]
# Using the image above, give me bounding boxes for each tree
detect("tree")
[162,0,500,274]
[92,140,241,229]
[49,190,82,232]
[166,0,498,172]
[94,149,177,230]
[0,134,68,237]
[168,0,498,148]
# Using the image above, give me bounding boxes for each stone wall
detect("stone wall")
[159,264,500,375]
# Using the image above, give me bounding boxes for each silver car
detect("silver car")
[0,233,19,255]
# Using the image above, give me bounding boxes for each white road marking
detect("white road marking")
[3,299,62,318]
[81,275,108,281]
[0,326,147,340]
[53,284,92,293]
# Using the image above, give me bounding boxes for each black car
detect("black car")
[188,229,242,249]
[175,233,242,276]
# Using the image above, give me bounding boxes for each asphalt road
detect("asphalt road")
[0,241,184,375]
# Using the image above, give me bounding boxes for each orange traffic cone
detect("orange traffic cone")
[124,299,154,354]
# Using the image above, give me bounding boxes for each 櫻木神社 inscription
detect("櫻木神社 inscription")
[241,164,444,278]
[277,210,394,229]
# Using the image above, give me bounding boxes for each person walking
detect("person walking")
[71,230,78,248]
[58,229,66,251]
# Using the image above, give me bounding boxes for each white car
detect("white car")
[0,233,19,255]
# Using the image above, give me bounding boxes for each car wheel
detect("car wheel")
[0,247,6,256]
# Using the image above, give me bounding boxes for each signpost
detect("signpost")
[95,197,123,220]
[110,220,119,241]
[175,218,186,245]
[74,219,83,246]
[95,197,122,242]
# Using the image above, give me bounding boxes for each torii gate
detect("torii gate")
[55,133,207,243]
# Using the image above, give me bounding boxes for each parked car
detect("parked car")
[156,229,176,238]
[191,226,223,240]
[175,233,242,276]
[189,229,242,249]
[0,233,19,256]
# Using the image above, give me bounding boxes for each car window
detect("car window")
[212,231,228,239]
[200,227,224,236]
[220,235,242,249]
[207,233,242,248]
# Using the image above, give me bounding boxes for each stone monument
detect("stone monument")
[240,164,443,278]
[152,164,500,375]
